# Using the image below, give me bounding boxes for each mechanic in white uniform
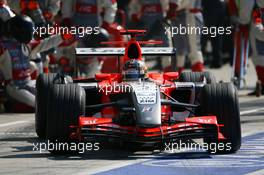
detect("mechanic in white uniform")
[7,0,62,74]
[129,0,169,70]
[0,14,71,107]
[61,0,117,77]
[249,0,264,95]
[229,0,264,95]
[167,0,205,73]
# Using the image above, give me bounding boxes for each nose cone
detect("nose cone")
[130,82,162,127]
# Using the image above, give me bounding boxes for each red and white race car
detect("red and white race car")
[35,30,241,154]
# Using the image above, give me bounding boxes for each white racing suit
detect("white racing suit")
[37,0,61,21]
[36,0,61,74]
[7,0,62,74]
[129,0,169,40]
[5,0,21,14]
[129,0,170,69]
[61,0,117,77]
[0,3,15,21]
[169,0,204,72]
[250,0,264,86]
[0,35,64,107]
[7,0,61,19]
[230,0,264,86]
[62,0,116,27]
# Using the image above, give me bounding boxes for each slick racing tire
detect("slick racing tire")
[46,84,85,154]
[35,73,73,139]
[179,72,216,84]
[200,83,241,154]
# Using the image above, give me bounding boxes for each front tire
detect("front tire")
[200,83,241,154]
[46,84,85,153]
[35,73,73,139]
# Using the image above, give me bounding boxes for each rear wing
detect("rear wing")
[74,47,177,75]
[76,47,176,57]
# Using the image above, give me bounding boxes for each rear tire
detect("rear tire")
[179,72,216,84]
[200,83,241,154]
[46,84,85,154]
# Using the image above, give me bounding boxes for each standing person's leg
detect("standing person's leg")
[77,36,101,78]
[210,2,225,68]
[55,44,76,75]
[170,11,189,73]
[201,0,211,66]
[249,25,264,95]
[186,12,204,72]
[201,28,209,62]
[211,32,223,68]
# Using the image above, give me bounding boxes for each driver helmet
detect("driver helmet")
[122,59,147,80]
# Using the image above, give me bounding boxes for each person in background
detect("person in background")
[228,0,264,96]
[249,0,264,95]
[7,0,61,74]
[129,0,169,70]
[61,0,117,77]
[116,0,131,28]
[167,0,205,73]
[36,0,61,24]
[0,0,14,21]
[201,0,226,68]
[0,8,73,107]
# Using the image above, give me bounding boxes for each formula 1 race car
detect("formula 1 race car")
[35,30,241,154]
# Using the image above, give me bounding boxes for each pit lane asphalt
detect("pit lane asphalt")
[0,63,264,175]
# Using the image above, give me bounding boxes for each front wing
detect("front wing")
[71,116,225,144]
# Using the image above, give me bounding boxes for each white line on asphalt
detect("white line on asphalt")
[76,159,147,175]
[0,132,36,135]
[240,108,264,115]
[246,168,264,175]
[0,121,29,128]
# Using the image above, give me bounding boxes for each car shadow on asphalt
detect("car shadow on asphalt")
[0,137,213,161]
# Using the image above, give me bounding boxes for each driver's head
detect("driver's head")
[122,59,147,80]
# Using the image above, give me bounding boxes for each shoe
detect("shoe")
[210,59,222,69]
[192,62,205,72]
[248,81,264,97]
